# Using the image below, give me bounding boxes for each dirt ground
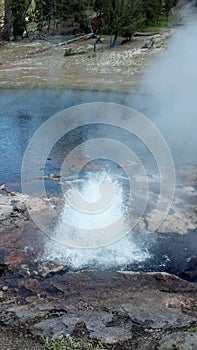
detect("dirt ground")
[0,30,174,91]
[0,332,42,350]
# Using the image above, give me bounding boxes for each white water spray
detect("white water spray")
[44,171,149,269]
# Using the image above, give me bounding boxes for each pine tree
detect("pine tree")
[142,0,163,25]
[0,0,179,41]
[11,0,31,38]
[120,0,145,40]
[34,0,89,34]
[34,0,43,33]
[0,0,4,28]
[94,0,145,46]
[163,0,178,17]
[65,0,89,33]
[43,0,55,31]
[0,0,12,40]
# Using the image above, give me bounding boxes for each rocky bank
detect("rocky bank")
[0,165,197,349]
[0,269,197,349]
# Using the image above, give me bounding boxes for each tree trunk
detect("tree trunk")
[1,0,12,40]
[47,16,51,31]
[111,31,118,47]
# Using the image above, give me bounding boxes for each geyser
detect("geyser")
[44,171,150,269]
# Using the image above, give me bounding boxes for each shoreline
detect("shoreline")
[0,164,196,278]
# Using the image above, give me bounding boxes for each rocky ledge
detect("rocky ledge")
[0,166,196,237]
[0,270,197,349]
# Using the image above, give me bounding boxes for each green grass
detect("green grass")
[64,48,76,57]
[43,337,107,350]
[44,339,66,350]
[187,327,197,333]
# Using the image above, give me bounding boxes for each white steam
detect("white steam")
[140,16,197,163]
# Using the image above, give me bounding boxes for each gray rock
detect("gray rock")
[1,271,197,349]
[157,332,197,350]
[30,311,133,344]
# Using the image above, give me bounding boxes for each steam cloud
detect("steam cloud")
[139,13,197,164]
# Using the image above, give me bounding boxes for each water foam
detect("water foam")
[44,171,150,269]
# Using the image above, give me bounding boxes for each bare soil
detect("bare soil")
[0,30,173,90]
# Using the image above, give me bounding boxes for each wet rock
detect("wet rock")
[49,173,60,181]
[147,207,197,234]
[0,184,5,191]
[0,263,9,277]
[0,175,196,237]
[179,257,197,282]
[36,260,68,278]
[4,251,25,270]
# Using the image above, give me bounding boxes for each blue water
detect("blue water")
[0,88,154,187]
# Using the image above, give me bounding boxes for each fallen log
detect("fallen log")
[21,33,95,58]
[134,31,159,37]
[58,33,95,46]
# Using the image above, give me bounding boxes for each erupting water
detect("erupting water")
[44,171,149,269]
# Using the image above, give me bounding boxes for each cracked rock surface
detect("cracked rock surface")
[0,270,197,349]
